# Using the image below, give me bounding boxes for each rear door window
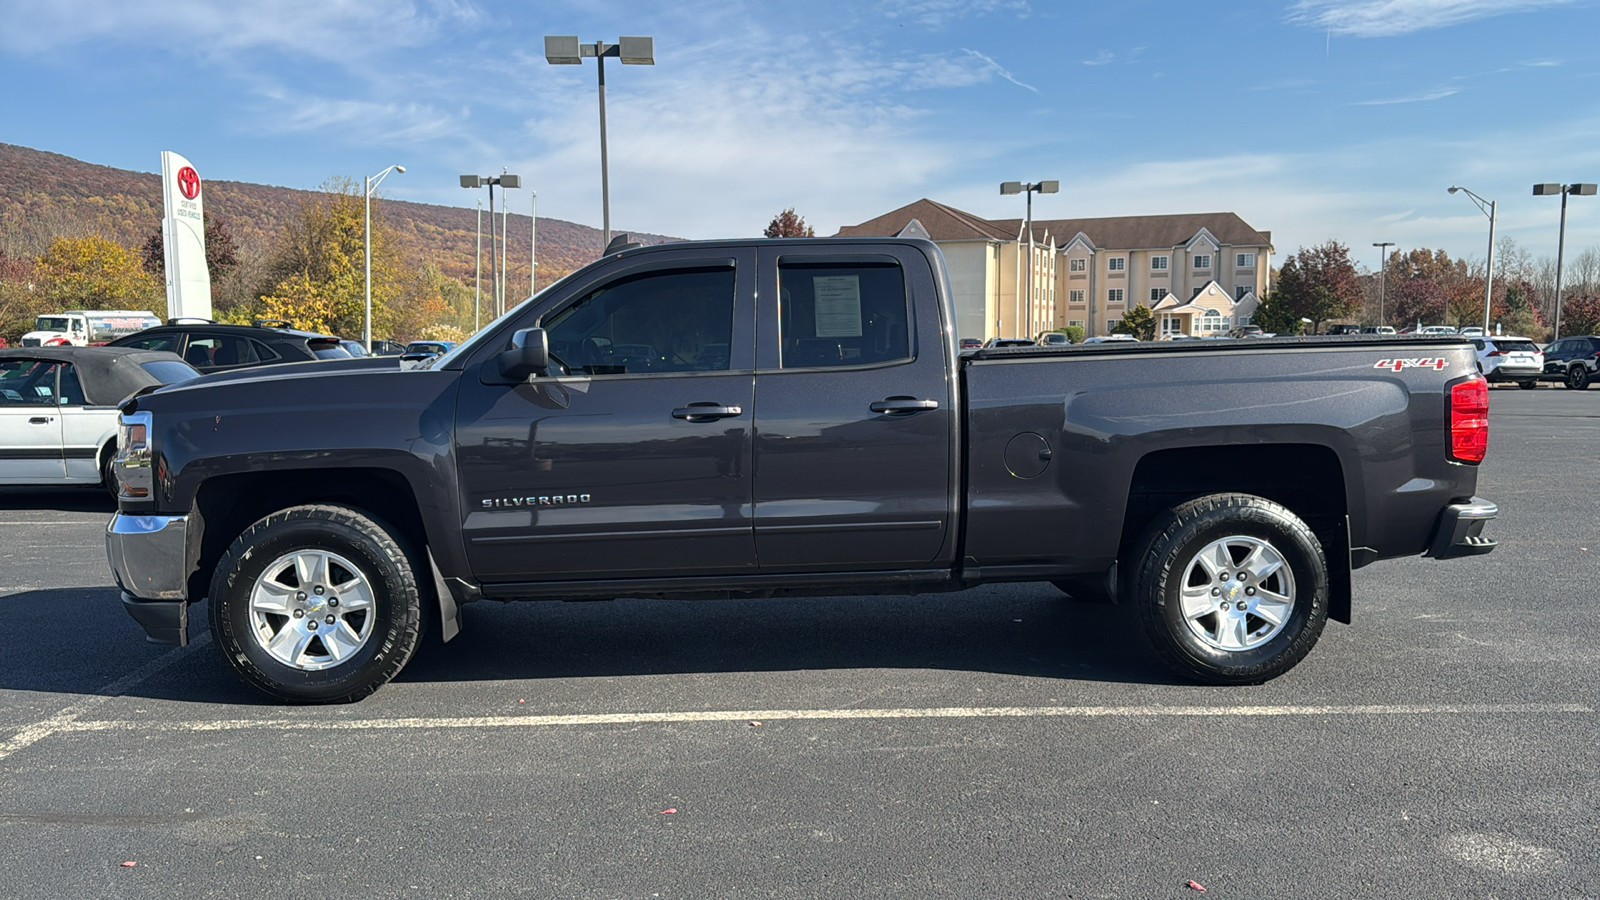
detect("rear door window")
[118,332,182,353]
[777,261,911,369]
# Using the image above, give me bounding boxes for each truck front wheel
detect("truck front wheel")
[209,504,422,703]
[1129,494,1328,685]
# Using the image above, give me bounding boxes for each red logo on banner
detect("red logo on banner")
[177,166,201,200]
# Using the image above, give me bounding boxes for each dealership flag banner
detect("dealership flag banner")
[159,150,213,321]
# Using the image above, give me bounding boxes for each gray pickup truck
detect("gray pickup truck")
[106,238,1497,702]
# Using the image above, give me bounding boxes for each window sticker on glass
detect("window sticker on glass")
[813,275,863,338]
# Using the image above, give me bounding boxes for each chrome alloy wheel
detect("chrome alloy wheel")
[1179,536,1296,652]
[248,550,376,671]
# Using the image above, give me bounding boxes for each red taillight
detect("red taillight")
[1486,349,1504,356]
[1449,376,1488,463]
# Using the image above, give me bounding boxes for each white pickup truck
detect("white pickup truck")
[20,310,162,347]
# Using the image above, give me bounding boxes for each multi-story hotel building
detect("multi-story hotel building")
[835,199,1275,340]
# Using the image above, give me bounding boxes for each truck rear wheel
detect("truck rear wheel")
[209,504,422,703]
[1129,493,1328,685]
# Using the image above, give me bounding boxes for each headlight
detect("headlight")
[115,410,153,499]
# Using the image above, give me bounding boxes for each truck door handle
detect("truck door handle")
[29,417,53,425]
[671,403,743,421]
[869,398,939,415]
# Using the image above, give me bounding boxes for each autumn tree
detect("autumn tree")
[33,234,162,316]
[0,249,42,341]
[1272,242,1362,333]
[140,213,241,284]
[763,208,815,238]
[1112,302,1156,340]
[258,179,403,337]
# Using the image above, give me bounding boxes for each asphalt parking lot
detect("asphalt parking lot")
[1,385,1596,899]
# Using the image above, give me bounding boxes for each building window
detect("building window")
[1069,289,1085,305]
[1193,254,1212,269]
[1193,287,1203,298]
[1151,255,1168,270]
[1107,319,1122,333]
[1150,288,1165,304]
[1108,257,1125,271]
[1068,320,1085,329]
[1236,252,1254,268]
[1107,288,1124,305]
[1236,285,1250,300]
[1198,307,1224,334]
[1069,258,1086,272]
[1237,316,1251,327]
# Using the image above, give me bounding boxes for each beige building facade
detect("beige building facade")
[837,200,1274,339]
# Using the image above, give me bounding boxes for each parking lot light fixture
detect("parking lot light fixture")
[1000,180,1059,338]
[545,35,655,250]
[1534,182,1597,339]
[1447,187,1496,334]
[365,164,405,353]
[461,173,522,319]
[1373,242,1394,326]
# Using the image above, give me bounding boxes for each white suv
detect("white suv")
[1473,337,1542,389]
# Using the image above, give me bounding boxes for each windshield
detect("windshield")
[1493,340,1539,353]
[425,267,593,370]
[138,359,202,385]
[35,316,75,332]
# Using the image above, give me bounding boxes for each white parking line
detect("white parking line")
[48,701,1593,738]
[0,633,210,761]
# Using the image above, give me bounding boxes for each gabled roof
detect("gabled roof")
[837,201,1272,251]
[834,198,1008,242]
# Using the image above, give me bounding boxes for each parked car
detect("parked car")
[1540,334,1600,389]
[1361,326,1397,335]
[369,340,408,356]
[107,320,351,374]
[1323,324,1362,335]
[106,235,1496,701]
[1081,334,1139,343]
[1420,325,1458,335]
[1472,337,1542,389]
[339,340,370,358]
[399,340,459,370]
[1,347,198,496]
[982,337,1036,348]
[959,338,983,350]
[1459,327,1485,337]
[1228,324,1266,338]
[1035,332,1073,346]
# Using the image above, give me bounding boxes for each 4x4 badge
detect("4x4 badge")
[1374,358,1449,372]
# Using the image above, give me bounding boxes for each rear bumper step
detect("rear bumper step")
[1426,496,1498,560]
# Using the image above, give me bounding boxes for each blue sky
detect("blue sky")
[2,0,1598,269]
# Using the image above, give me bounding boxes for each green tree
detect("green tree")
[763,208,815,238]
[1112,302,1156,340]
[1250,293,1303,335]
[1061,324,1084,344]
[1273,242,1362,333]
[258,179,403,337]
[33,235,162,316]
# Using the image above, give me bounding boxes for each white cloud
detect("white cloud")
[1351,88,1460,104]
[1081,50,1115,66]
[1285,0,1579,38]
[0,0,478,60]
[961,49,1040,93]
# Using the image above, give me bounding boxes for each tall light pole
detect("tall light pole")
[474,198,483,332]
[364,164,405,353]
[530,190,538,296]
[545,35,655,250]
[1447,186,1496,333]
[461,173,521,319]
[1000,180,1058,337]
[1534,182,1597,339]
[1373,241,1394,326]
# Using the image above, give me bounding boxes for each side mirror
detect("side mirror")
[496,328,549,380]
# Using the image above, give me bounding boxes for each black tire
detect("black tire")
[1517,380,1537,390]
[1564,365,1590,390]
[209,504,422,703]
[1129,493,1328,685]
[100,446,119,501]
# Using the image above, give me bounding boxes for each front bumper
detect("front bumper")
[1425,496,1498,560]
[106,513,191,645]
